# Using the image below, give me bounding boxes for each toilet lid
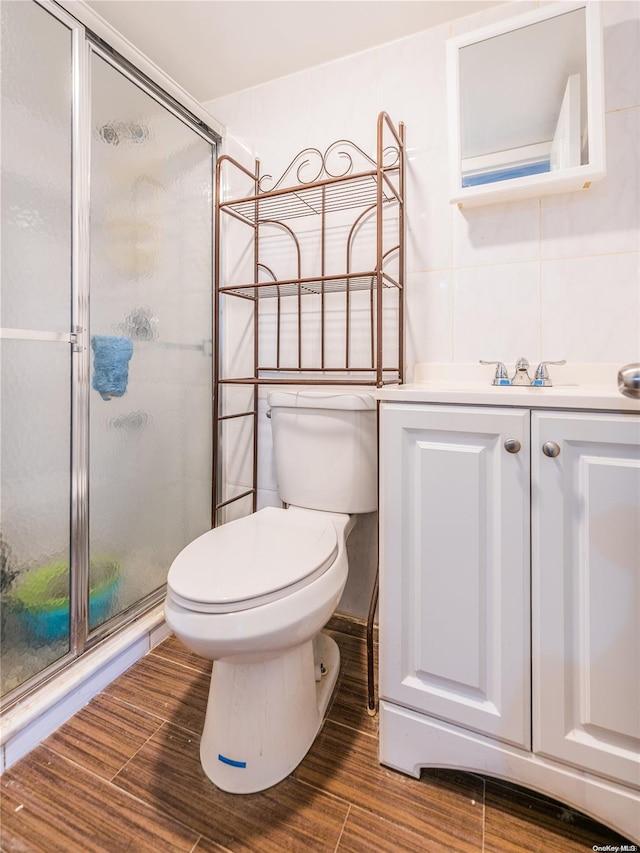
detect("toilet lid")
[167,507,338,613]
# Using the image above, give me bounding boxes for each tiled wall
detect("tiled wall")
[205,0,640,618]
[207,0,639,371]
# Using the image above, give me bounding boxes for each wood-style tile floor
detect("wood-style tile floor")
[1,615,634,852]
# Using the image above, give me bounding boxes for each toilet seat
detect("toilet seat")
[167,507,338,614]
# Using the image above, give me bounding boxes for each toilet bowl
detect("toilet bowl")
[165,506,354,793]
[164,390,376,793]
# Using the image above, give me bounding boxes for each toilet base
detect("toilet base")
[199,632,340,793]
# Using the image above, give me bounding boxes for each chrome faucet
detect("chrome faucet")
[481,358,567,386]
[512,357,532,385]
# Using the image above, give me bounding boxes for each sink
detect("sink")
[376,363,640,411]
[413,362,623,392]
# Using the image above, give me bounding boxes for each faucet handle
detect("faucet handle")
[479,360,511,386]
[533,359,566,386]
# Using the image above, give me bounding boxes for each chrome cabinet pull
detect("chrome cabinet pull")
[542,441,561,457]
[618,363,640,399]
[504,439,521,453]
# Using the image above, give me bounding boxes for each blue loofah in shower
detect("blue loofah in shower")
[91,335,134,401]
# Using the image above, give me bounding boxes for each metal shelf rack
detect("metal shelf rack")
[213,111,404,512]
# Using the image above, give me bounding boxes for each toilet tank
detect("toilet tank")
[268,391,377,514]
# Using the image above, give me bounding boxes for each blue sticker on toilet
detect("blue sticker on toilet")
[218,753,247,768]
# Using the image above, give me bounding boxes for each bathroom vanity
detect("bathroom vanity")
[377,365,640,842]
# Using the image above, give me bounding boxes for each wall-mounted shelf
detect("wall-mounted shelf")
[213,112,405,525]
[447,1,606,208]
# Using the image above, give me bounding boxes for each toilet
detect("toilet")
[164,390,377,793]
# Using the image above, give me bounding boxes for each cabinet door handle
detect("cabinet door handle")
[542,441,561,457]
[504,438,521,453]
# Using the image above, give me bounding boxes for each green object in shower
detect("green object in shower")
[6,558,121,641]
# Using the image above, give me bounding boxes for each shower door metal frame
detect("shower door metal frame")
[1,0,219,711]
[70,1,92,657]
[0,0,90,709]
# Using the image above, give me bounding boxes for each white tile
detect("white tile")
[258,395,277,492]
[340,511,378,621]
[218,144,257,204]
[149,620,172,649]
[302,52,378,158]
[221,409,254,489]
[541,253,640,364]
[257,489,282,512]
[252,73,314,182]
[221,133,255,170]
[603,0,640,113]
[453,197,540,269]
[219,492,253,524]
[451,1,538,37]
[376,25,449,153]
[204,88,257,153]
[258,226,316,282]
[405,270,453,379]
[406,147,453,273]
[223,296,255,378]
[453,262,541,364]
[245,52,378,185]
[222,218,257,286]
[541,108,640,259]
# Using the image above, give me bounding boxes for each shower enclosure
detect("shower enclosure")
[0,0,217,706]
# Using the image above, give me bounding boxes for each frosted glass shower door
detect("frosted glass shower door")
[88,53,213,628]
[0,1,74,697]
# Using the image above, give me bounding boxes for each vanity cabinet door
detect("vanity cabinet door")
[379,403,531,749]
[532,411,640,789]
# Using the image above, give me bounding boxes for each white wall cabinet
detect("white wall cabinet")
[447,1,606,207]
[379,403,640,842]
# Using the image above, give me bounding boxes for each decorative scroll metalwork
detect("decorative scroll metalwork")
[257,139,400,194]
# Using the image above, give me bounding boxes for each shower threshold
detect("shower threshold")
[0,604,169,773]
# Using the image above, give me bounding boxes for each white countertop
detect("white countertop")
[378,363,640,413]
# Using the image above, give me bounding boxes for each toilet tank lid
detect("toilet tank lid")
[267,391,375,411]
